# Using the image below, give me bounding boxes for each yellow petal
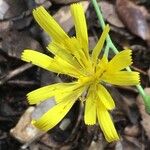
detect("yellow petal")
[92,25,110,65]
[47,42,82,69]
[107,49,132,72]
[33,98,75,131]
[70,3,89,58]
[33,86,84,131]
[102,71,140,85]
[97,84,115,110]
[33,6,69,43]
[97,101,119,142]
[27,82,80,105]
[54,83,85,103]
[21,50,82,78]
[84,86,96,125]
[27,83,67,105]
[95,56,108,78]
[63,37,88,68]
[54,55,84,77]
[21,50,60,73]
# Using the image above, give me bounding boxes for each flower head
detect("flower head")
[21,4,140,142]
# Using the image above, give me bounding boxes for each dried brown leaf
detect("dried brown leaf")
[0,20,12,32]
[136,88,150,139]
[0,0,9,20]
[116,0,150,41]
[123,136,143,150]
[99,1,124,28]
[110,87,139,124]
[124,125,140,137]
[10,107,45,143]
[3,0,27,20]
[1,30,42,58]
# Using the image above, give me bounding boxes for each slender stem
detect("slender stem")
[91,0,150,113]
[91,0,105,29]
[110,42,119,54]
[136,84,146,97]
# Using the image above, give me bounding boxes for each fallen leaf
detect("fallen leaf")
[124,125,140,137]
[0,0,9,20]
[0,20,12,32]
[1,30,42,58]
[35,0,47,5]
[114,136,142,150]
[3,0,27,20]
[10,107,45,143]
[12,16,32,30]
[110,87,139,124]
[136,88,150,139]
[116,0,150,41]
[99,1,124,28]
[123,136,143,150]
[88,140,104,150]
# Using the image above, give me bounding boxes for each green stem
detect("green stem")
[91,0,105,29]
[91,0,150,113]
[104,43,109,57]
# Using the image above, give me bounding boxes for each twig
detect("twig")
[7,80,38,87]
[0,63,33,85]
[131,66,147,75]
[115,85,139,94]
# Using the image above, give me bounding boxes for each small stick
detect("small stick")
[7,80,38,86]
[0,63,33,85]
[131,66,147,75]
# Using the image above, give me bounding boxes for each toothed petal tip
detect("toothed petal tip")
[84,122,96,126]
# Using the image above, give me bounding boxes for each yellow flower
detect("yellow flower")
[21,4,140,142]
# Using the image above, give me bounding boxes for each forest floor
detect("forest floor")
[0,0,150,149]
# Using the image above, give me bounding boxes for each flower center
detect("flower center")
[79,69,106,86]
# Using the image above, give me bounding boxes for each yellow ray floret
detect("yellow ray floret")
[101,71,140,85]
[97,100,119,142]
[33,98,76,131]
[27,82,79,105]
[22,50,83,78]
[33,6,69,43]
[92,24,110,65]
[47,42,82,70]
[107,49,132,72]
[33,87,84,131]
[21,50,61,73]
[63,37,90,69]
[84,86,96,125]
[95,56,108,75]
[54,55,84,77]
[97,84,115,110]
[70,3,89,59]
